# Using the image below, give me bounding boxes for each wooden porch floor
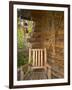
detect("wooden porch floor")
[24,69,48,80]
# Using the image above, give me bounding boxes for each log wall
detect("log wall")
[28,11,64,78]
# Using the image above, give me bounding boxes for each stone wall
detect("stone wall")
[28,11,64,78]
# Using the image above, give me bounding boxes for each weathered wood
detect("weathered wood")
[44,48,47,66]
[33,49,35,66]
[29,48,31,63]
[20,66,24,80]
[51,69,64,78]
[41,49,43,66]
[46,64,51,79]
[35,50,38,66]
[29,48,52,79]
[32,66,44,69]
[38,49,40,67]
[48,68,51,79]
[30,48,47,68]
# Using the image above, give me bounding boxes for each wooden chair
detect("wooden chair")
[29,48,51,79]
[18,48,51,80]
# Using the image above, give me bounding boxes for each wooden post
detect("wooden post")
[48,67,51,79]
[20,66,24,80]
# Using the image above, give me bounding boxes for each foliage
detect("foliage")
[28,21,33,33]
[17,18,33,68]
[17,50,28,67]
[17,26,24,49]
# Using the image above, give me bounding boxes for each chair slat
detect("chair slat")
[44,48,47,66]
[29,48,47,67]
[35,50,38,66]
[38,49,40,67]
[41,49,43,66]
[29,48,31,63]
[33,49,35,66]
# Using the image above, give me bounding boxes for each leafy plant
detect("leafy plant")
[17,18,33,68]
[17,51,28,67]
[17,26,24,49]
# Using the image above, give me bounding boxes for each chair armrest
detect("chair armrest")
[46,64,51,69]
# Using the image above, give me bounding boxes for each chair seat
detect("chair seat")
[31,66,45,70]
